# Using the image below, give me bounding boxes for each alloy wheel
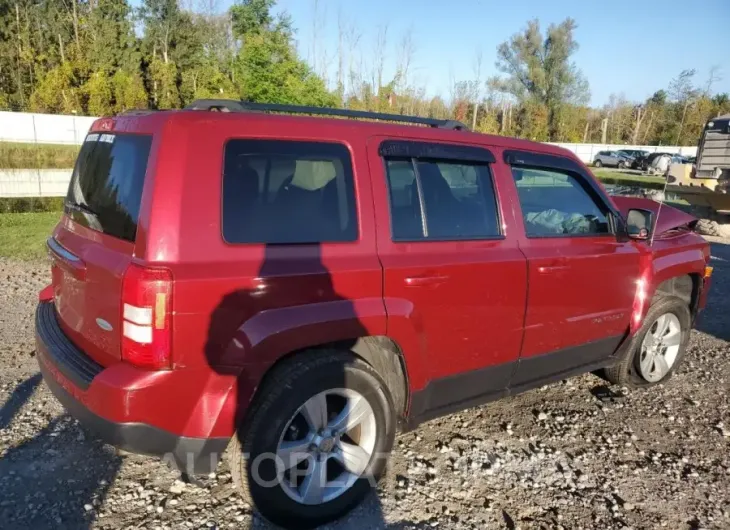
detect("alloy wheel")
[275,388,377,505]
[638,313,682,382]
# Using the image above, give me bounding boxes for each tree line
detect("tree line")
[1,0,728,147]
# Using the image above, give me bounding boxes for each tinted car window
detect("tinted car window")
[222,140,357,244]
[385,158,500,240]
[66,133,152,242]
[512,168,610,236]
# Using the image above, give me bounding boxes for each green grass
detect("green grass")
[592,169,665,189]
[0,197,65,213]
[0,212,60,260]
[0,142,79,169]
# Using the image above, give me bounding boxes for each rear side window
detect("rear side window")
[512,168,610,236]
[222,140,357,244]
[66,133,152,242]
[384,157,500,240]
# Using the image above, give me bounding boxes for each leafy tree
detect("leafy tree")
[86,0,139,72]
[29,62,83,114]
[111,69,147,112]
[232,0,335,106]
[85,70,114,116]
[148,57,179,109]
[495,18,589,141]
[231,0,274,37]
[180,63,237,101]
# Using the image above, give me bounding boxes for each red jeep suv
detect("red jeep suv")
[36,100,712,528]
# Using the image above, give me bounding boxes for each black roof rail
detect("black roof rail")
[118,109,160,116]
[184,99,469,131]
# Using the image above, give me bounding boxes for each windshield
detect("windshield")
[66,133,152,242]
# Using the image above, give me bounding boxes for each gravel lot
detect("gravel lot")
[1,240,729,530]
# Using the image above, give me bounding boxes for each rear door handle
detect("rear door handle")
[404,275,449,287]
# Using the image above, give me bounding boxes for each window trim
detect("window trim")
[379,140,496,163]
[504,149,622,239]
[381,142,504,243]
[220,138,359,246]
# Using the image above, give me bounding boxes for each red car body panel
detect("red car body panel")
[36,110,712,472]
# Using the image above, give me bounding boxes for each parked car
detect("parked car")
[36,100,712,529]
[619,149,649,159]
[593,150,633,168]
[641,152,673,171]
[618,149,650,169]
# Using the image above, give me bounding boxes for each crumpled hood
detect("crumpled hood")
[611,196,698,235]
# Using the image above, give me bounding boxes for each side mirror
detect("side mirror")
[626,208,653,240]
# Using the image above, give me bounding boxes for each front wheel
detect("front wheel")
[618,160,626,169]
[604,296,690,387]
[227,351,396,529]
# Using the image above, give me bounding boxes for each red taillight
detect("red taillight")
[121,264,173,370]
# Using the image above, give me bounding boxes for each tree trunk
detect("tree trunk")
[14,2,24,105]
[631,106,645,144]
[642,112,655,143]
[547,105,559,141]
[58,34,65,63]
[72,0,80,53]
[163,28,170,64]
[582,119,590,142]
[675,102,690,145]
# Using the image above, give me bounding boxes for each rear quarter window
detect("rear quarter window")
[222,140,358,244]
[66,133,152,242]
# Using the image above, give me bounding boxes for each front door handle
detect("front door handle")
[404,275,449,287]
[537,259,569,274]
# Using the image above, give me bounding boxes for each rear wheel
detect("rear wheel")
[604,296,690,388]
[227,351,395,529]
[594,159,603,168]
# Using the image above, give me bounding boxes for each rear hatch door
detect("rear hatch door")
[50,131,153,367]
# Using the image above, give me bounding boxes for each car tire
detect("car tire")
[594,159,602,168]
[604,295,691,388]
[618,160,626,169]
[226,350,396,529]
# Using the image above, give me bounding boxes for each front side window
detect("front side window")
[384,157,500,240]
[512,168,610,236]
[222,140,357,244]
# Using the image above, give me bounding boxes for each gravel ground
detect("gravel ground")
[1,240,729,530]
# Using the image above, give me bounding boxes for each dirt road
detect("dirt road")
[1,240,728,529]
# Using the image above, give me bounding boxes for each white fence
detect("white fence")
[0,111,96,145]
[0,169,72,198]
[0,111,699,198]
[549,143,697,163]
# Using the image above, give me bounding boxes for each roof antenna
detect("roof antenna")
[649,159,672,247]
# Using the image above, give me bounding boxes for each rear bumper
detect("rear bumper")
[35,302,233,474]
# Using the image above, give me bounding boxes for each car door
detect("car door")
[504,150,641,388]
[367,138,527,420]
